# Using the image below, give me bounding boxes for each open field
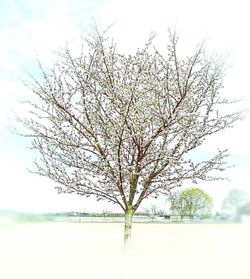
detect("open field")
[0,222,249,279]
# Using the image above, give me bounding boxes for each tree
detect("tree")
[237,201,250,215]
[143,204,161,221]
[222,188,249,216]
[168,190,187,219]
[170,188,213,219]
[101,209,112,217]
[20,27,242,247]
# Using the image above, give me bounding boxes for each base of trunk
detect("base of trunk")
[124,206,134,252]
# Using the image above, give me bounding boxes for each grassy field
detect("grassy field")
[0,222,249,279]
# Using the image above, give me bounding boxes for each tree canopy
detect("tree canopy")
[222,188,249,215]
[237,202,250,215]
[20,28,242,243]
[169,187,213,219]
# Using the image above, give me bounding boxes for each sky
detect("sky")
[0,0,250,213]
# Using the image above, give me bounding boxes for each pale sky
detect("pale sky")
[0,0,250,213]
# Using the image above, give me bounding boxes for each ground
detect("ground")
[0,222,249,279]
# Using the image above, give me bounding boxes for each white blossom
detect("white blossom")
[20,30,242,213]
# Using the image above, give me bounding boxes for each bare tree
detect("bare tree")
[143,204,161,221]
[20,28,242,247]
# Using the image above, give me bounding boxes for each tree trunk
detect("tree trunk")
[121,207,134,279]
[124,206,134,250]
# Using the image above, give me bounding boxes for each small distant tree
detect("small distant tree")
[20,27,242,248]
[143,204,161,220]
[170,188,213,219]
[222,189,249,215]
[101,209,112,217]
